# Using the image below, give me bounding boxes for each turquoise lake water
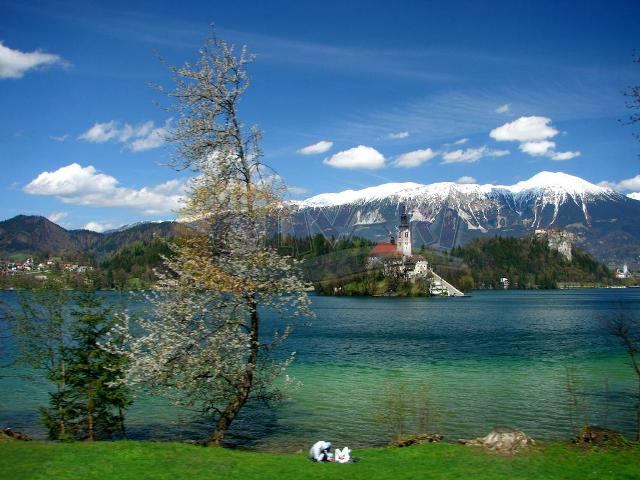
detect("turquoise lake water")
[1,289,639,451]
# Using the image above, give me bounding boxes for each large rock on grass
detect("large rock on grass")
[459,426,533,454]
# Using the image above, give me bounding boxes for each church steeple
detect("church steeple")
[396,203,412,256]
[399,204,409,229]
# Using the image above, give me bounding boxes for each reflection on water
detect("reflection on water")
[1,289,639,451]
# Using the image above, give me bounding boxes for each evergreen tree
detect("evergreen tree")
[13,280,73,440]
[61,291,130,441]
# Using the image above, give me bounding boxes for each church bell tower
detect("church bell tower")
[396,203,412,256]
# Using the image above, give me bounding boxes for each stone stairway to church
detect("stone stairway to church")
[430,270,465,297]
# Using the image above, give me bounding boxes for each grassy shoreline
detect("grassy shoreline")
[1,440,639,480]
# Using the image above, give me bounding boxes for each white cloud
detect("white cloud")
[604,174,640,192]
[490,116,558,142]
[323,145,385,170]
[394,148,436,168]
[597,180,617,190]
[388,131,410,139]
[79,119,170,151]
[518,141,580,161]
[0,42,65,79]
[549,150,581,161]
[618,175,640,191]
[454,138,469,145]
[24,163,186,215]
[519,140,556,156]
[441,146,509,164]
[456,176,477,184]
[492,116,580,161]
[50,134,69,142]
[297,140,333,155]
[598,174,640,194]
[79,121,120,143]
[628,192,640,201]
[83,221,115,233]
[495,103,510,114]
[47,211,68,224]
[287,186,308,196]
[130,120,171,151]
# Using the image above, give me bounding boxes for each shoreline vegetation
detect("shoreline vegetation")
[300,234,627,296]
[1,439,639,480]
[1,234,634,294]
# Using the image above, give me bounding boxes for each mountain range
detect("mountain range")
[2,171,639,268]
[286,171,640,268]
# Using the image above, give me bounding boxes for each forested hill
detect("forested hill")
[450,236,614,289]
[0,215,190,261]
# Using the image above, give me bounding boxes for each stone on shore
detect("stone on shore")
[1,428,32,442]
[575,425,625,447]
[394,433,444,447]
[458,426,533,454]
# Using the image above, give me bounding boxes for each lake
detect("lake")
[1,289,639,451]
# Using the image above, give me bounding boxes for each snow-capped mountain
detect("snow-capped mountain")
[287,172,640,267]
[294,172,618,209]
[103,220,166,234]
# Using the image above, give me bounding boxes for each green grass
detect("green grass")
[1,441,639,480]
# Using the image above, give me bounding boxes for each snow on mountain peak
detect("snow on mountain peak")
[506,171,611,196]
[293,171,614,208]
[292,182,425,207]
[103,220,165,234]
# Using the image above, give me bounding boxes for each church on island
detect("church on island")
[367,204,464,297]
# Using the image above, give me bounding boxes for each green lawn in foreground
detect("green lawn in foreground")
[1,441,639,480]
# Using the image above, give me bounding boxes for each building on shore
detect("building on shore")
[615,264,630,279]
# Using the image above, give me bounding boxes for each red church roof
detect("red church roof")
[368,242,400,257]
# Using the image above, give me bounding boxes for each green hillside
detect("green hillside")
[292,234,616,294]
[450,235,614,289]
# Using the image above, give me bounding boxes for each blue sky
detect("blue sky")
[1,0,639,231]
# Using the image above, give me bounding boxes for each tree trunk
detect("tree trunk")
[208,296,259,446]
[118,406,126,438]
[87,384,95,441]
[208,385,250,446]
[58,357,66,438]
[636,381,640,441]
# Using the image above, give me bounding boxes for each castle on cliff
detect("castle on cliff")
[534,228,574,261]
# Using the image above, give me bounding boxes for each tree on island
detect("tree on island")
[114,30,311,446]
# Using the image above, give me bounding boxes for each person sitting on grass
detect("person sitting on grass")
[309,440,333,462]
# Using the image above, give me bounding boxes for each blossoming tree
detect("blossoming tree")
[115,31,312,446]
